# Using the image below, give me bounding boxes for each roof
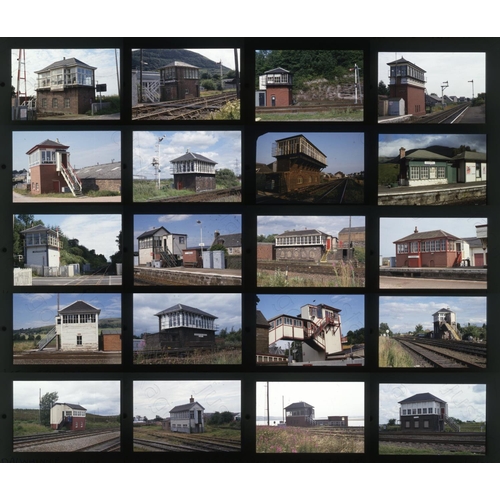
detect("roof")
[36,57,97,73]
[59,300,101,315]
[20,224,58,235]
[452,151,487,161]
[155,303,217,319]
[398,392,446,405]
[52,402,87,411]
[404,150,451,161]
[137,226,170,239]
[212,233,242,248]
[433,308,453,314]
[275,134,328,159]
[285,401,314,411]
[256,310,268,327]
[75,162,122,180]
[386,57,426,73]
[26,139,69,155]
[171,151,217,165]
[160,61,199,69]
[338,227,365,234]
[462,237,483,248]
[170,401,205,413]
[276,228,331,238]
[393,229,460,244]
[264,67,291,74]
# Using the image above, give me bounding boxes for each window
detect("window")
[402,409,406,415]
[424,420,429,428]
[423,408,427,414]
[437,166,446,178]
[414,421,419,428]
[420,166,429,179]
[52,98,58,108]
[76,335,82,345]
[405,421,410,428]
[64,98,70,108]
[412,409,416,415]
[417,408,422,414]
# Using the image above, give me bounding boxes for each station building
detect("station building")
[274,228,337,262]
[35,57,96,115]
[50,402,87,431]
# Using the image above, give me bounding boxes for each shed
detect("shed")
[169,396,205,433]
[75,161,121,193]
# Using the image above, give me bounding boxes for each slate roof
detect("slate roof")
[170,401,205,413]
[256,310,268,328]
[171,151,217,164]
[59,300,101,315]
[20,224,58,235]
[155,303,217,319]
[75,162,122,180]
[284,401,314,411]
[26,139,69,155]
[212,233,242,248]
[159,61,199,69]
[404,150,451,161]
[264,67,291,74]
[386,57,426,73]
[36,58,96,73]
[137,226,170,239]
[398,392,446,405]
[393,229,459,244]
[276,229,331,238]
[338,226,365,234]
[452,151,487,161]
[52,402,87,411]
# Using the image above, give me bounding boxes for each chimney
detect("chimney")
[399,147,406,159]
[414,226,418,233]
[189,395,194,403]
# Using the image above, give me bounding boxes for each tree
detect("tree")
[40,391,58,427]
[414,324,424,334]
[379,322,392,337]
[346,327,364,345]
[378,80,390,96]
[388,418,397,426]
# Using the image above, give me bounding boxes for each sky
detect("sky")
[257,294,364,335]
[256,381,364,422]
[379,296,486,334]
[13,293,121,330]
[12,48,121,96]
[17,213,122,261]
[256,132,364,175]
[257,215,365,238]
[133,293,241,336]
[134,214,241,252]
[379,384,486,425]
[14,380,121,416]
[133,130,241,179]
[378,52,485,99]
[379,134,486,159]
[133,380,241,420]
[12,130,121,172]
[379,217,487,258]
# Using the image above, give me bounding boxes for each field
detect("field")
[134,345,241,364]
[256,106,363,122]
[256,426,363,453]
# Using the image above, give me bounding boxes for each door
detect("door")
[474,253,484,267]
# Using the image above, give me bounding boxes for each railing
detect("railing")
[159,249,178,267]
[38,327,57,350]
[59,158,83,196]
[443,321,461,341]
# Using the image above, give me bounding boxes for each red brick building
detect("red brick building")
[393,227,462,268]
[387,57,426,116]
[35,57,96,115]
[50,403,87,430]
[262,67,293,107]
[159,61,200,101]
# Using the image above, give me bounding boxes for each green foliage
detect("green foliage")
[40,391,58,427]
[215,168,240,189]
[209,411,235,425]
[414,324,424,334]
[218,327,242,343]
[201,79,216,91]
[378,163,399,185]
[379,322,392,336]
[378,80,390,96]
[346,327,364,345]
[257,234,277,243]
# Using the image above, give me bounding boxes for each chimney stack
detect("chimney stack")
[414,226,418,233]
[399,147,406,159]
[189,395,194,403]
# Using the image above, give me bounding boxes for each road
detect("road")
[380,276,486,289]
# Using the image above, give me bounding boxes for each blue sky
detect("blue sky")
[379,296,486,334]
[133,293,241,336]
[16,213,122,261]
[133,130,241,179]
[379,217,487,258]
[379,134,486,158]
[14,380,121,415]
[378,52,485,98]
[12,48,121,96]
[257,132,364,175]
[134,380,241,420]
[379,384,486,425]
[13,293,121,330]
[134,214,241,252]
[257,293,364,335]
[256,381,364,422]
[13,131,121,172]
[257,215,365,238]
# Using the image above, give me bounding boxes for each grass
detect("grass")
[379,444,481,456]
[256,108,363,121]
[256,426,363,453]
[134,346,242,365]
[379,337,415,368]
[257,261,364,287]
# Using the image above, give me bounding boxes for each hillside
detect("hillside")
[131,49,232,74]
[14,317,121,338]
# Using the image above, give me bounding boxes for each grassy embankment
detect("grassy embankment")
[378,337,415,368]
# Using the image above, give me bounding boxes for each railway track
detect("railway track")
[395,337,486,368]
[132,93,238,120]
[147,186,241,203]
[134,435,240,452]
[380,431,485,447]
[413,103,470,124]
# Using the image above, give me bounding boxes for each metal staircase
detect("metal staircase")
[159,249,178,267]
[443,321,461,340]
[444,415,460,432]
[304,315,338,351]
[38,327,57,350]
[59,158,83,197]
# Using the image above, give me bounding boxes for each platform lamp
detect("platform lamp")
[197,220,204,252]
[468,79,474,100]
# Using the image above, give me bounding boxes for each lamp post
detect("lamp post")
[468,79,474,100]
[196,220,204,252]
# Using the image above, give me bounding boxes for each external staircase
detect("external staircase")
[159,249,178,267]
[38,326,57,350]
[60,157,83,197]
[304,315,339,351]
[443,321,461,340]
[444,415,460,432]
